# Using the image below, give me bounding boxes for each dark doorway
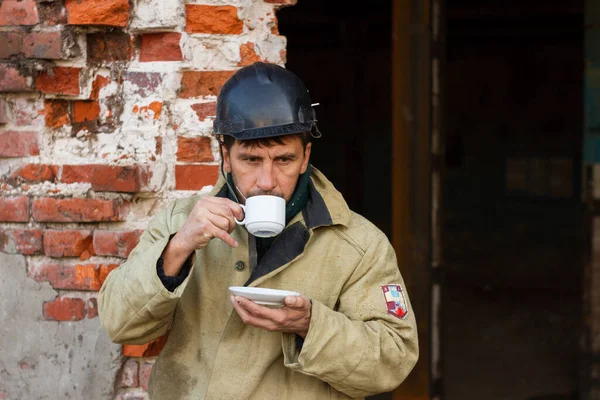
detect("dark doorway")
[442,1,584,399]
[278,2,394,399]
[278,0,393,238]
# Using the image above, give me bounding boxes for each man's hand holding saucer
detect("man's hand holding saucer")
[231,295,312,338]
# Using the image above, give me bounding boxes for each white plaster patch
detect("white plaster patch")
[120,98,168,135]
[145,162,168,192]
[171,99,215,135]
[186,0,251,6]
[48,131,158,165]
[130,0,185,31]
[2,182,92,197]
[94,132,159,164]
[182,35,242,70]
[50,136,93,161]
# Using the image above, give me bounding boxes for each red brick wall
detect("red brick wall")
[0,0,291,397]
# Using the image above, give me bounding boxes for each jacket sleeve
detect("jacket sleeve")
[281,232,419,397]
[98,202,194,345]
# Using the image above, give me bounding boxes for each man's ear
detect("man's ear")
[221,143,232,173]
[300,142,312,174]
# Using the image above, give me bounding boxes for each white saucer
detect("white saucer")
[229,286,300,307]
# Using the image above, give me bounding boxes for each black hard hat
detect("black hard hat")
[213,62,319,140]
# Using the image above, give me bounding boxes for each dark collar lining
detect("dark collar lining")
[303,179,333,230]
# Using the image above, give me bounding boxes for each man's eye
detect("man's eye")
[278,158,292,164]
[247,157,260,163]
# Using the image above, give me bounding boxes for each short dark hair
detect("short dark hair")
[220,131,312,151]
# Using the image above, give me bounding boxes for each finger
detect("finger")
[199,201,234,220]
[206,211,231,232]
[284,296,310,309]
[207,224,238,248]
[209,208,236,233]
[231,296,253,321]
[231,296,273,329]
[204,197,244,219]
[201,201,239,231]
[235,296,281,321]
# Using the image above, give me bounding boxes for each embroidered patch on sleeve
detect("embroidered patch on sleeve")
[382,284,408,319]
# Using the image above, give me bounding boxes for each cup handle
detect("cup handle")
[235,204,246,225]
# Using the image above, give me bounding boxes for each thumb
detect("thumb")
[285,296,308,309]
[284,296,298,307]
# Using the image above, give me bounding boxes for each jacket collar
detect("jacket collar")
[210,165,351,285]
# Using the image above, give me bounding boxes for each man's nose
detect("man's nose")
[257,164,276,191]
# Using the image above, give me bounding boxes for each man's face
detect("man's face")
[222,135,312,203]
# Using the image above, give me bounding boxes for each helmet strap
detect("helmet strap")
[218,141,241,204]
[310,124,322,139]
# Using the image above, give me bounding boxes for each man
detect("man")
[99,62,418,399]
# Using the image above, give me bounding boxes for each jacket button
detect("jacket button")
[235,261,246,271]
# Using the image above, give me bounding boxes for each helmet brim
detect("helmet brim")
[216,121,314,141]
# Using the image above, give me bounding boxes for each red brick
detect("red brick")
[139,361,154,391]
[87,31,131,62]
[44,100,71,128]
[140,33,182,62]
[190,102,216,122]
[0,131,40,157]
[117,359,139,389]
[177,137,214,163]
[0,229,43,255]
[185,5,243,34]
[175,165,219,190]
[179,71,235,98]
[32,198,130,222]
[36,67,80,95]
[38,2,68,26]
[23,31,62,59]
[43,229,93,257]
[0,31,22,58]
[43,297,86,321]
[0,197,29,222]
[93,230,143,258]
[238,42,261,66]
[10,164,58,183]
[31,262,119,291]
[0,66,30,92]
[72,101,100,133]
[72,101,100,122]
[66,0,129,27]
[61,165,151,193]
[0,0,39,26]
[122,334,167,357]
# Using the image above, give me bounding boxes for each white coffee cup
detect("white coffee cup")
[235,195,285,238]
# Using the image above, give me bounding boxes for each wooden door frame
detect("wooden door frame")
[391,0,440,398]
